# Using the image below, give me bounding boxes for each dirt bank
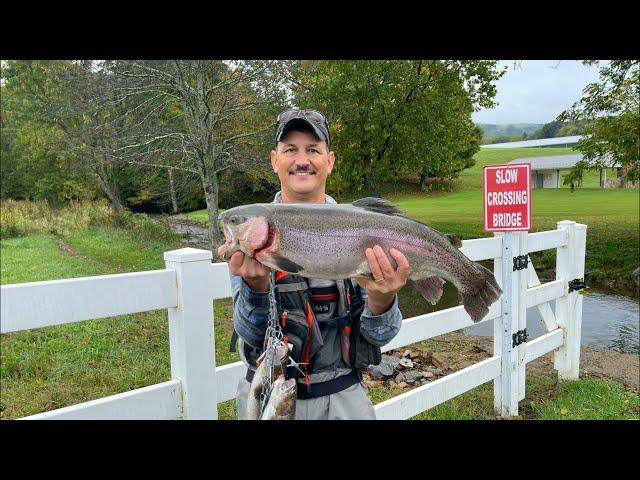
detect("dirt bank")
[406,331,639,391]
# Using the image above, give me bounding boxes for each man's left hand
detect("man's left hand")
[355,245,410,316]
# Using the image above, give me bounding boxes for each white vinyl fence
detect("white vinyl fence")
[0,220,587,420]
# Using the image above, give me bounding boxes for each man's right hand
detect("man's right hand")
[218,248,270,292]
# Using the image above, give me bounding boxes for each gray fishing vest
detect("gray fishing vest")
[234,272,382,383]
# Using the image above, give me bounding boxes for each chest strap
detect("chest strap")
[296,369,361,399]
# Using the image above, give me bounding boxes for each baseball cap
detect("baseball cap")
[275,109,330,149]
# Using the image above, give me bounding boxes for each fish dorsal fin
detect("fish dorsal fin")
[352,197,405,216]
[444,233,462,248]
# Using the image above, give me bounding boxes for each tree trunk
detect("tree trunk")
[618,166,627,187]
[202,169,224,257]
[599,168,603,188]
[168,168,179,214]
[363,156,380,197]
[420,173,427,188]
[93,169,125,213]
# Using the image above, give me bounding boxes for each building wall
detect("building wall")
[531,169,560,188]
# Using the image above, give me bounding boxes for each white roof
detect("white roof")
[480,135,583,149]
[508,153,619,170]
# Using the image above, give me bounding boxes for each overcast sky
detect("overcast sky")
[472,60,604,125]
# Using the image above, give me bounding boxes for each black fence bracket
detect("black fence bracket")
[512,329,528,347]
[513,255,529,271]
[568,278,587,293]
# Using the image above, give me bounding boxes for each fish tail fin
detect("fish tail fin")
[461,262,502,322]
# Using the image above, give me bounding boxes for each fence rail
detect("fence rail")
[0,221,586,420]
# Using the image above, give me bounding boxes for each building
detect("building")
[508,153,620,189]
[480,135,583,149]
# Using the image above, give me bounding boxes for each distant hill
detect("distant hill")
[476,123,542,137]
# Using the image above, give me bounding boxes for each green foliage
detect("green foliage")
[558,60,640,183]
[293,60,504,196]
[481,134,524,145]
[112,210,181,244]
[477,123,541,138]
[1,61,98,204]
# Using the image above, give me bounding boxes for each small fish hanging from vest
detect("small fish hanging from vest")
[247,344,289,420]
[260,375,297,420]
[218,197,502,322]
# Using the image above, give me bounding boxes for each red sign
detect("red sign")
[483,163,531,232]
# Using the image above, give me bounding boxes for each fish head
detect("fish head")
[218,204,276,260]
[271,375,297,417]
[279,377,297,398]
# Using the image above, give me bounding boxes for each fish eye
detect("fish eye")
[229,215,239,224]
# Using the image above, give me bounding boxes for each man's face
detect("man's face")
[271,129,335,198]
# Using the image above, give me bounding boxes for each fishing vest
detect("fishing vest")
[231,272,382,385]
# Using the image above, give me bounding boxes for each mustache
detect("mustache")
[290,166,316,173]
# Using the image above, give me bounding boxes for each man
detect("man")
[220,108,409,420]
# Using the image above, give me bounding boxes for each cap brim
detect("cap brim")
[276,118,329,145]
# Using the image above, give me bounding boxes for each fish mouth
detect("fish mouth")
[283,378,297,394]
[252,223,276,256]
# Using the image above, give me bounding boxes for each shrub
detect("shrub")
[0,199,113,239]
[0,199,180,244]
[113,210,180,244]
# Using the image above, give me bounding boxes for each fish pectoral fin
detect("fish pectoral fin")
[444,233,463,248]
[411,277,445,305]
[270,254,303,274]
[352,197,405,216]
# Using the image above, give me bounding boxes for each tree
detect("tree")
[558,60,639,184]
[293,60,504,197]
[1,61,97,204]
[1,60,141,211]
[108,60,288,251]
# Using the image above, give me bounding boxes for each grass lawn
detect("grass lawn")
[2,223,637,420]
[180,209,212,225]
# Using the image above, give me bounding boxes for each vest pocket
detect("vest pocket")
[349,323,382,370]
[282,311,309,369]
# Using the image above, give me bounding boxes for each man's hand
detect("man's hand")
[355,245,410,316]
[217,246,270,292]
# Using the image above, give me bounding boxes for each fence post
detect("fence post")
[554,220,577,380]
[493,233,503,414]
[569,224,587,378]
[497,231,526,417]
[517,232,528,402]
[164,247,217,419]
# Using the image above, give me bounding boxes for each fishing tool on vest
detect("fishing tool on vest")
[259,269,285,417]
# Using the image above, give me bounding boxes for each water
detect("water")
[168,218,211,247]
[397,282,640,355]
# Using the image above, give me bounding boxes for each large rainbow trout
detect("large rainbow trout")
[218,197,502,322]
